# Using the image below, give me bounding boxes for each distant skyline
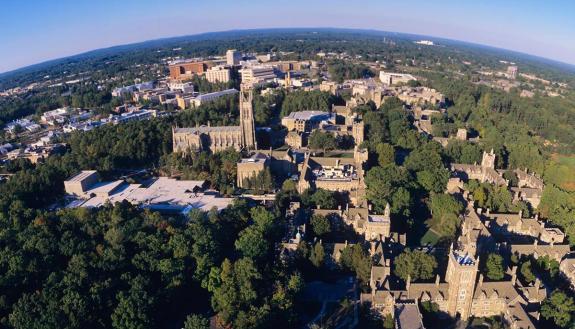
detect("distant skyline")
[1,0,574,73]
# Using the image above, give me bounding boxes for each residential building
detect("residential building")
[40,108,70,125]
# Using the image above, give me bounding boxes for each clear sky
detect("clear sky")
[1,0,574,73]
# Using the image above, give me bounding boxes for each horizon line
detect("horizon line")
[2,26,575,77]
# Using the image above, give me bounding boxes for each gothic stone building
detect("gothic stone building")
[363,243,543,329]
[451,150,508,186]
[172,85,256,153]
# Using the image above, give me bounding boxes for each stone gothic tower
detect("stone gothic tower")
[445,245,479,320]
[352,121,364,147]
[481,149,496,169]
[240,84,256,150]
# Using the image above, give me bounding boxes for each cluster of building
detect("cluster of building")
[48,47,574,329]
[3,136,66,164]
[450,150,544,208]
[359,181,568,329]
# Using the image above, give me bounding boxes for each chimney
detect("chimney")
[435,275,440,286]
[534,240,538,246]
[317,205,321,209]
[406,275,411,291]
[346,203,349,211]
[486,208,490,215]
[535,278,541,292]
[478,274,484,287]
[370,241,376,255]
[345,240,348,246]
[477,208,483,215]
[519,210,523,219]
[511,266,517,285]
[368,204,372,211]
[338,205,342,210]
[385,258,390,267]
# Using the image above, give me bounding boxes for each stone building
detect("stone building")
[363,241,541,329]
[281,111,333,133]
[236,153,270,188]
[311,203,391,242]
[285,131,304,149]
[64,170,99,196]
[297,150,367,205]
[451,150,508,186]
[482,210,565,244]
[172,85,256,153]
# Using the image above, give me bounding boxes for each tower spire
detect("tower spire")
[239,83,256,150]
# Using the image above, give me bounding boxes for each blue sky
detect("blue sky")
[1,0,574,73]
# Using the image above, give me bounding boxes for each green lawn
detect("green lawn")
[420,229,441,246]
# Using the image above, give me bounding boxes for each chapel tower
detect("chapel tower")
[445,244,479,320]
[240,84,256,150]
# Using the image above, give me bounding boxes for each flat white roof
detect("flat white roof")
[66,170,98,182]
[74,177,233,213]
[285,111,330,121]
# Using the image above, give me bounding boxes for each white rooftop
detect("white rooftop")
[285,111,331,121]
[67,170,98,182]
[73,177,234,214]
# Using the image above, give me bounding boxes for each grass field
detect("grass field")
[420,229,441,246]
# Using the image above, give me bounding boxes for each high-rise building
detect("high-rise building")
[226,49,242,66]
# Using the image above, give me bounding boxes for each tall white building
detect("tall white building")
[205,66,231,83]
[226,49,241,66]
